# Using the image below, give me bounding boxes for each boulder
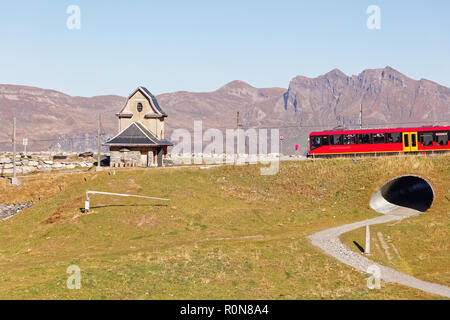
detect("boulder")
[22,166,36,174]
[52,163,63,169]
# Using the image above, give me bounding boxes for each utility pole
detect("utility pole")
[23,138,28,157]
[96,114,102,171]
[11,117,21,185]
[236,112,241,161]
[236,111,240,128]
[359,103,363,129]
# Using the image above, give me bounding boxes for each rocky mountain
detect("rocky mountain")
[0,85,123,151]
[284,67,450,128]
[0,66,449,154]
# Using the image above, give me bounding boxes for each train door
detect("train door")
[402,132,418,152]
[410,132,418,151]
[402,132,410,152]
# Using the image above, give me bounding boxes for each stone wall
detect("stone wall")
[110,150,141,168]
[0,156,94,175]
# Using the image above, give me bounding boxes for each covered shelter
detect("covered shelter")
[104,87,173,167]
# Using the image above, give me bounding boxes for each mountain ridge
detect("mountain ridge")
[0,66,449,153]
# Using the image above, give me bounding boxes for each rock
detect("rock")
[52,163,63,169]
[37,164,52,171]
[0,202,34,220]
[79,152,94,158]
[53,155,67,160]
[23,166,37,173]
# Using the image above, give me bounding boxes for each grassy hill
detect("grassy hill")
[0,156,448,299]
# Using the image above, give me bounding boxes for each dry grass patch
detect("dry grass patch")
[0,155,448,299]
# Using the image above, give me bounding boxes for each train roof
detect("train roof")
[309,126,450,136]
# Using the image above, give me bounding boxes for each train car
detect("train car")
[308,126,450,157]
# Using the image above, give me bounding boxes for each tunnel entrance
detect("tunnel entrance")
[370,176,434,214]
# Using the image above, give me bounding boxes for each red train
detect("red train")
[308,126,450,157]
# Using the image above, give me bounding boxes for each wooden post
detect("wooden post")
[365,225,371,255]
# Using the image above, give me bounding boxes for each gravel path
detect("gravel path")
[308,207,450,298]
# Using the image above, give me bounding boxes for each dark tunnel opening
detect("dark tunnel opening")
[380,176,434,213]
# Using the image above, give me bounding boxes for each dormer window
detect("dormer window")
[137,103,143,113]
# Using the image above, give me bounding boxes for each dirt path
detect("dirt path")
[308,207,450,298]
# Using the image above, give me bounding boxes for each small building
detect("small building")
[104,87,172,167]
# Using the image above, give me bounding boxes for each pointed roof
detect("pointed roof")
[117,86,167,117]
[104,122,172,147]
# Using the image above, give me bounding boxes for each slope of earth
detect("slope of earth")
[341,156,450,287]
[0,156,448,299]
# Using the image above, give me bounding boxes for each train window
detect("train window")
[435,132,449,146]
[419,133,434,146]
[387,132,402,143]
[311,136,329,150]
[343,134,356,145]
[411,134,417,147]
[372,133,385,144]
[331,135,343,145]
[358,134,371,144]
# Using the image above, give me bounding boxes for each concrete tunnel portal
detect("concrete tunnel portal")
[370,176,434,214]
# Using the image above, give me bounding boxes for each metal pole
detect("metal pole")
[236,112,240,162]
[360,103,363,129]
[97,114,102,171]
[11,117,20,185]
[84,190,170,213]
[13,117,16,178]
[365,225,371,255]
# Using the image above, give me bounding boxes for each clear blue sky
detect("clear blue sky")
[0,0,449,97]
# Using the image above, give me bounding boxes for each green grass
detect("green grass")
[0,155,448,299]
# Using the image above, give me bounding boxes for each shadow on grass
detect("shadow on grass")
[353,241,365,253]
[79,203,168,213]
